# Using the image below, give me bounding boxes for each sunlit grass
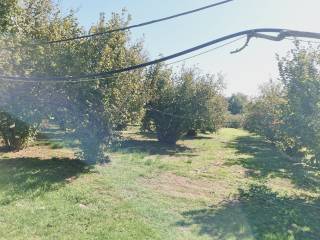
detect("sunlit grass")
[0,128,319,239]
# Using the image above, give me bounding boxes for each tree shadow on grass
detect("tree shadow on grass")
[177,185,320,240]
[111,139,192,156]
[138,131,214,140]
[225,135,320,192]
[182,135,214,140]
[37,128,80,148]
[0,157,90,205]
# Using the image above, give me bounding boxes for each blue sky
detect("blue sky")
[60,0,320,96]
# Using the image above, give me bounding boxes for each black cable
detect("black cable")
[166,36,246,66]
[5,0,233,48]
[0,28,287,82]
[2,28,320,82]
[0,37,244,84]
[0,37,245,83]
[0,39,245,84]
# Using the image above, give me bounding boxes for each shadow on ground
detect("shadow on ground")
[0,157,90,205]
[36,125,80,148]
[225,135,320,191]
[137,131,214,140]
[182,135,214,140]
[112,139,192,156]
[177,185,320,240]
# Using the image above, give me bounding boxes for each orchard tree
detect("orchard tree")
[0,0,147,163]
[188,72,227,135]
[142,66,227,144]
[278,44,320,163]
[228,93,248,115]
[244,80,299,154]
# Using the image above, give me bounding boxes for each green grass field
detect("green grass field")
[0,128,319,240]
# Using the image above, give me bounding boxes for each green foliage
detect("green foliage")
[224,113,244,129]
[0,112,37,150]
[188,72,227,134]
[244,45,320,163]
[244,81,285,142]
[228,93,248,115]
[143,66,227,144]
[244,81,300,155]
[0,1,146,163]
[0,0,17,32]
[278,44,320,164]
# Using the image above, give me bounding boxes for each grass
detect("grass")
[0,128,319,239]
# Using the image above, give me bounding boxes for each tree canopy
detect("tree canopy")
[228,93,248,115]
[0,0,17,32]
[142,65,227,144]
[0,0,147,163]
[245,44,320,165]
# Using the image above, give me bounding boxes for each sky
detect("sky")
[59,0,320,96]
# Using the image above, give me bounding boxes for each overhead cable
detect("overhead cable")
[1,28,320,82]
[3,0,233,48]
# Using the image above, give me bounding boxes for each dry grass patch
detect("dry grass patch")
[141,172,233,203]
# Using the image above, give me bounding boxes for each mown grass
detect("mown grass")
[0,128,319,239]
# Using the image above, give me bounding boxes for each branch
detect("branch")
[230,31,254,54]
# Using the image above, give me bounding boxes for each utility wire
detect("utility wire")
[0,36,247,84]
[0,28,291,82]
[166,36,246,66]
[1,28,320,82]
[3,0,233,48]
[285,37,320,44]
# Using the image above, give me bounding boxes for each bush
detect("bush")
[243,81,302,155]
[145,84,189,145]
[228,93,248,115]
[0,112,37,150]
[278,45,320,164]
[143,66,227,145]
[225,114,244,129]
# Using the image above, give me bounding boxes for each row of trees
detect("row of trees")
[5,1,318,166]
[0,0,228,163]
[0,0,148,163]
[225,93,248,128]
[244,44,320,165]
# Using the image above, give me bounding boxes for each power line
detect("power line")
[1,28,320,82]
[0,37,247,84]
[285,37,320,44]
[166,36,246,66]
[3,0,233,48]
[0,28,289,82]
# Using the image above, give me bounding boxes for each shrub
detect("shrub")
[278,45,320,164]
[225,114,244,129]
[143,66,227,145]
[243,81,301,155]
[146,84,189,145]
[228,93,248,115]
[0,112,37,150]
